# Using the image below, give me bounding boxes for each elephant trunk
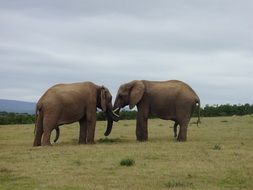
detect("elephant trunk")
[104,113,113,136]
[104,108,120,136]
[104,109,120,136]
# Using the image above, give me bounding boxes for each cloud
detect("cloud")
[0,0,252,105]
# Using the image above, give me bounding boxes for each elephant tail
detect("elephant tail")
[34,103,43,135]
[54,127,60,143]
[196,99,201,126]
[34,105,39,135]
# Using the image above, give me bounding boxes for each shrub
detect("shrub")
[73,160,81,166]
[120,158,135,166]
[213,144,222,150]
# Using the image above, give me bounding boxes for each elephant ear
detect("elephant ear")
[100,86,107,111]
[129,81,145,109]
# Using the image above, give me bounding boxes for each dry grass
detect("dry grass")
[0,115,253,190]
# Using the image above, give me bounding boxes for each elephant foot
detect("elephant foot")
[136,137,148,142]
[42,142,52,146]
[33,143,41,147]
[86,140,95,144]
[177,137,187,142]
[137,139,148,142]
[78,140,86,144]
[33,141,41,147]
[177,128,187,142]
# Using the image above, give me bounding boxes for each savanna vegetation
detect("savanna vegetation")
[1,104,253,125]
[0,116,252,189]
[0,112,35,125]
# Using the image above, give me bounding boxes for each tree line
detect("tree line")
[0,104,253,125]
[197,104,253,117]
[0,112,35,125]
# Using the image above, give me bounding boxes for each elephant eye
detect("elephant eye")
[121,93,128,97]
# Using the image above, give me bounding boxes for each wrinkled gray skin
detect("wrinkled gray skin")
[110,80,200,142]
[33,82,119,146]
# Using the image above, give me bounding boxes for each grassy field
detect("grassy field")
[0,116,252,190]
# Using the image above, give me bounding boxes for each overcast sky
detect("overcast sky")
[0,0,252,105]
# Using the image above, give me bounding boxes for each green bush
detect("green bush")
[213,144,222,150]
[0,112,35,125]
[120,158,135,166]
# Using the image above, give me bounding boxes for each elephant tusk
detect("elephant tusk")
[113,107,119,113]
[112,110,119,118]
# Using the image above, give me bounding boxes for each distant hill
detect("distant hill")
[0,99,36,114]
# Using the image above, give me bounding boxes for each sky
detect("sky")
[0,0,252,105]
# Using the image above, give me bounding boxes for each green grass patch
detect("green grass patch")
[0,173,36,190]
[219,170,251,189]
[97,137,122,144]
[0,167,12,173]
[213,144,222,150]
[165,180,193,188]
[120,158,135,166]
[73,160,82,166]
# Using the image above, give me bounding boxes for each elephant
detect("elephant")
[108,80,200,142]
[33,82,119,146]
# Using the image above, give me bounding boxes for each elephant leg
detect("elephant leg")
[86,111,96,144]
[177,119,190,142]
[78,117,87,144]
[33,114,43,146]
[33,126,43,146]
[41,118,55,146]
[42,130,52,146]
[173,122,179,138]
[86,119,96,144]
[136,111,148,141]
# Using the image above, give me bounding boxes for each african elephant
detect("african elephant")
[33,82,119,146]
[108,80,200,142]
